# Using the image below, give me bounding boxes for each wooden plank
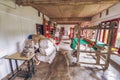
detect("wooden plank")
[112,52,120,57]
[5,52,35,61]
[81,25,115,30]
[77,62,105,66]
[79,50,109,55]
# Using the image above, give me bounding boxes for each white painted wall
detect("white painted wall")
[91,2,120,46]
[0,1,47,79]
[56,24,75,35]
[44,15,50,21]
[91,2,120,25]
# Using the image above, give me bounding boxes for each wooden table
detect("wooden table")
[5,52,35,80]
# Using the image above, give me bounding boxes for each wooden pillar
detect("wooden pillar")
[96,49,100,64]
[77,23,81,65]
[105,23,114,70]
[95,26,100,64]
[95,28,99,42]
[42,13,45,35]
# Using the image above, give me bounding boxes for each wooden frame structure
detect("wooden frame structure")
[76,21,117,70]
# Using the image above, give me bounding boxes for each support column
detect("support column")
[105,23,114,70]
[77,23,81,65]
[42,13,45,35]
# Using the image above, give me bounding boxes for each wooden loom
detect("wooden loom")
[76,22,116,70]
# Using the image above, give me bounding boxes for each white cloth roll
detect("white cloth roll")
[39,48,46,55]
[39,40,48,48]
[47,40,53,46]
[44,45,55,56]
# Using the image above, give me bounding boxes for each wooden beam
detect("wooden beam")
[31,5,51,18]
[51,17,92,22]
[57,22,79,25]
[81,26,115,30]
[16,0,120,6]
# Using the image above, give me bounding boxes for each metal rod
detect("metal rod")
[31,58,35,74]
[15,60,19,71]
[9,59,14,75]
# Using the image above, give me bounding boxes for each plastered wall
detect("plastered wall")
[56,24,75,35]
[0,1,44,79]
[91,3,120,25]
[91,2,120,46]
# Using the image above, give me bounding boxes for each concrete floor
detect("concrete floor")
[11,51,120,80]
[3,40,120,80]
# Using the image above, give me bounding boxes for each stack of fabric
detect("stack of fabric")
[38,39,57,64]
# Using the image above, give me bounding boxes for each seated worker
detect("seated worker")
[27,34,40,65]
[28,34,33,40]
[33,40,40,65]
[70,34,81,57]
[70,34,91,57]
[70,34,89,49]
